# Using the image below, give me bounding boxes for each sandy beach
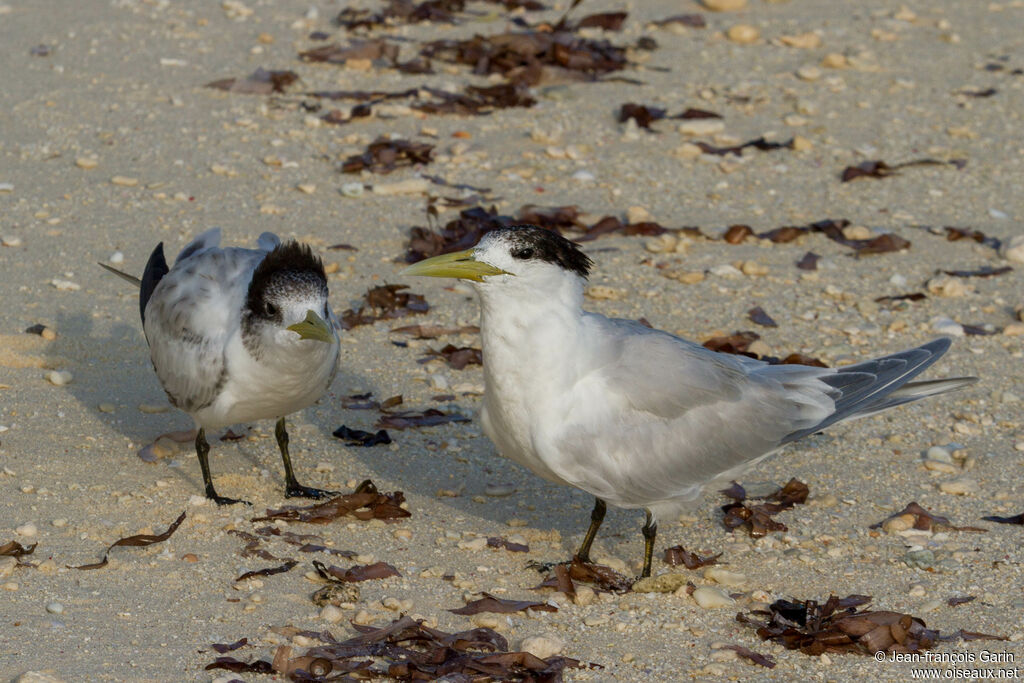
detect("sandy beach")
[1,0,1023,680]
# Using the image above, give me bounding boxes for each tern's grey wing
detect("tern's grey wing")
[174,227,222,264]
[547,317,837,508]
[593,317,765,417]
[143,245,263,414]
[257,232,281,251]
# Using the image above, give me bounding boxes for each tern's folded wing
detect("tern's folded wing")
[592,318,752,418]
[142,247,262,413]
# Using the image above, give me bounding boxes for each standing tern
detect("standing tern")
[102,228,340,505]
[403,225,977,577]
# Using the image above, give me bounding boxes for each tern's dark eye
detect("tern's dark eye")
[512,247,534,260]
[265,302,278,317]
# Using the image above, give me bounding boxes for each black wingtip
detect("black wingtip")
[140,242,169,324]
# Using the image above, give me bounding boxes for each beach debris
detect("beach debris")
[663,546,721,569]
[211,615,592,679]
[254,481,410,523]
[487,536,530,553]
[738,594,1006,656]
[870,502,987,533]
[341,138,433,174]
[376,409,470,430]
[720,479,809,537]
[70,511,186,570]
[314,559,401,583]
[332,425,393,447]
[340,285,429,330]
[419,344,482,370]
[747,306,778,328]
[841,158,965,182]
[206,68,299,94]
[235,560,298,583]
[450,593,557,615]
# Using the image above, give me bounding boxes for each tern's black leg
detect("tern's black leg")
[640,511,658,578]
[574,498,607,563]
[195,428,249,506]
[276,417,339,499]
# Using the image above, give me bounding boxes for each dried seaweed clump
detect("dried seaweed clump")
[207,615,594,679]
[738,594,1005,657]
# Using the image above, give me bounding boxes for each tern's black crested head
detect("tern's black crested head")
[492,225,593,279]
[245,241,327,322]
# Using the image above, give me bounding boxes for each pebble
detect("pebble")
[0,182,14,193]
[931,317,965,337]
[701,0,746,11]
[821,53,849,69]
[692,586,735,609]
[726,25,759,44]
[791,135,813,151]
[296,183,316,194]
[781,33,822,49]
[484,483,516,497]
[340,182,364,198]
[924,460,958,475]
[39,327,57,341]
[904,549,936,570]
[632,573,689,593]
[50,279,80,291]
[925,446,954,464]
[572,170,595,182]
[98,403,116,414]
[319,605,345,623]
[46,602,64,615]
[881,514,916,534]
[574,586,596,607]
[110,176,139,187]
[1004,323,1024,336]
[939,478,979,496]
[1001,234,1024,264]
[678,119,725,136]
[920,599,943,613]
[75,157,99,170]
[703,567,747,588]
[627,206,652,224]
[926,276,969,297]
[16,523,37,537]
[2,581,19,591]
[138,403,171,414]
[673,142,703,159]
[470,614,501,629]
[14,673,65,683]
[794,65,819,81]
[519,635,565,660]
[0,557,16,578]
[842,225,873,240]
[46,370,73,386]
[2,235,23,247]
[108,251,124,265]
[372,178,429,196]
[457,537,488,551]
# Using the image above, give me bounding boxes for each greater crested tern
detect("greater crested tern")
[404,225,977,576]
[103,228,340,505]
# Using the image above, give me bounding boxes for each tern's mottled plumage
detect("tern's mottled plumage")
[404,225,977,576]
[111,228,341,504]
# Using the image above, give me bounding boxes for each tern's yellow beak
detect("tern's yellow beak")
[400,248,511,282]
[287,310,334,343]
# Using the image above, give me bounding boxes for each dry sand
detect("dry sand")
[1,0,1023,680]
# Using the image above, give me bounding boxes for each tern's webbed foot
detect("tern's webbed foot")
[285,484,340,499]
[208,492,251,506]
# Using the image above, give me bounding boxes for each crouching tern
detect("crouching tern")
[102,228,340,505]
[403,225,977,577]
